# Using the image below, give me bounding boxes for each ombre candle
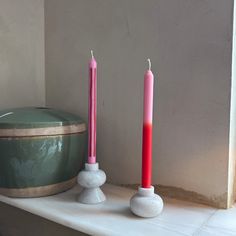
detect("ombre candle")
[130,59,163,218]
[142,59,154,188]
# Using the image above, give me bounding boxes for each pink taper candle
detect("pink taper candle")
[142,59,154,188]
[88,50,97,164]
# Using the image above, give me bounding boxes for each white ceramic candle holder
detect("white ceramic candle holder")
[130,186,163,218]
[77,162,106,204]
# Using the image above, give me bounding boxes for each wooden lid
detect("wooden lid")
[0,107,86,137]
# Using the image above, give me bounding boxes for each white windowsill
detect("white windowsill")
[0,184,235,236]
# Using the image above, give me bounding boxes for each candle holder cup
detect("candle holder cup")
[130,186,163,218]
[77,162,106,204]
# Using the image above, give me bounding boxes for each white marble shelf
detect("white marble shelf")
[0,184,236,236]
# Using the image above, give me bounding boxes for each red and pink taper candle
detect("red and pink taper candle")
[88,50,97,164]
[142,59,154,188]
[130,59,163,217]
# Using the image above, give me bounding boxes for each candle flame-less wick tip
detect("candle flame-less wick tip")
[147,58,151,70]
[91,50,94,59]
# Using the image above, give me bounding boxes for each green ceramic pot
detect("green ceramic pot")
[0,107,86,197]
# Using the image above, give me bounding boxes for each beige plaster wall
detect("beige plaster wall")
[44,0,234,207]
[0,0,45,109]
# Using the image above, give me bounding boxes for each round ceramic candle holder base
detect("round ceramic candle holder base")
[130,186,163,218]
[77,162,106,204]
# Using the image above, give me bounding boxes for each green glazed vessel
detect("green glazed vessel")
[0,107,86,197]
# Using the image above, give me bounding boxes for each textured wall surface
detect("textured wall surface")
[44,0,233,204]
[0,0,45,109]
[45,0,234,203]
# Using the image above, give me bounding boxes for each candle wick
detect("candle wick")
[147,58,151,70]
[91,50,94,59]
